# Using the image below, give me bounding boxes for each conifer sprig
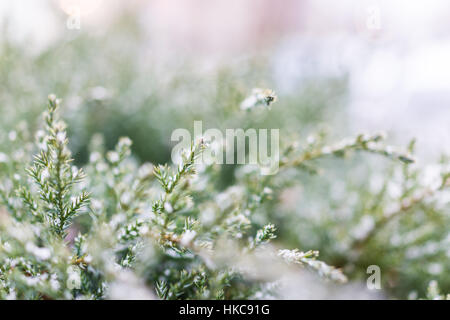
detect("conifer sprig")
[25,95,90,237]
[0,93,448,300]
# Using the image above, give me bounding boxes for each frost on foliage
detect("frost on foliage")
[278,249,347,284]
[240,88,277,111]
[0,93,449,300]
[25,95,90,237]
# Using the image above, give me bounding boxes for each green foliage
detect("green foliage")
[25,95,90,236]
[0,93,448,300]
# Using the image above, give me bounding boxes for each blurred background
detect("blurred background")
[1,0,449,164]
[0,0,449,298]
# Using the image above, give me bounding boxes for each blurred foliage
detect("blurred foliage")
[0,13,347,166]
[0,10,448,300]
